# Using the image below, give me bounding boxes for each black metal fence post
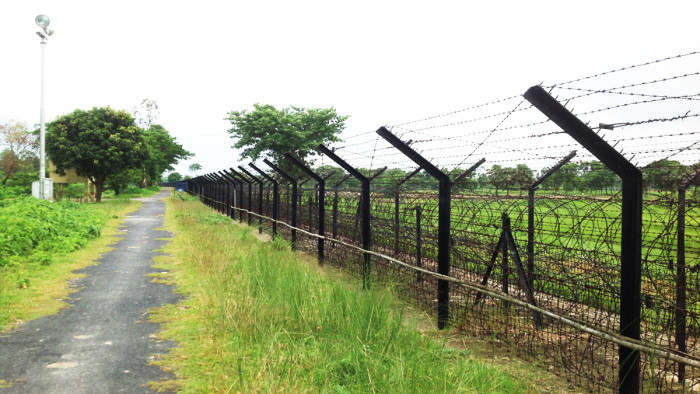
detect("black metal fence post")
[284,153,326,265]
[228,168,249,224]
[318,145,372,289]
[526,151,576,290]
[416,205,422,283]
[217,171,232,217]
[239,166,264,234]
[501,212,510,310]
[203,174,215,209]
[377,127,452,329]
[299,178,312,231]
[524,85,643,393]
[221,170,239,220]
[676,167,700,382]
[332,174,353,238]
[207,174,218,211]
[264,159,298,249]
[216,173,226,213]
[250,163,279,238]
[394,168,421,254]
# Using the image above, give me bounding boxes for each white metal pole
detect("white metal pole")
[39,37,46,199]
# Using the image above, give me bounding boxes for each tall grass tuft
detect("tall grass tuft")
[150,197,539,393]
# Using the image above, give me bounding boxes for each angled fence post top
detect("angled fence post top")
[238,166,262,183]
[451,158,486,187]
[523,86,641,181]
[284,152,322,182]
[335,173,353,188]
[376,127,449,183]
[369,166,388,181]
[249,163,275,183]
[263,159,296,183]
[228,167,249,183]
[322,171,337,181]
[397,167,422,187]
[217,171,233,183]
[318,144,368,182]
[680,167,700,191]
[531,151,577,190]
[220,170,239,184]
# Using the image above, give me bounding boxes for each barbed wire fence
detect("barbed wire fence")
[185,51,700,392]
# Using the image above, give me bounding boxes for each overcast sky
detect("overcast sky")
[1,1,698,176]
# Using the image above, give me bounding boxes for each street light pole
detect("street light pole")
[35,14,54,199]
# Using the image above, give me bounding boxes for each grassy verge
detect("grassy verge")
[148,194,572,392]
[0,199,142,332]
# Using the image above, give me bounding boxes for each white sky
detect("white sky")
[1,1,698,176]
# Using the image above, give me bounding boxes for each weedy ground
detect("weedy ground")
[147,192,577,393]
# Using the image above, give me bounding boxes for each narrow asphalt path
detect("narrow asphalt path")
[0,190,180,393]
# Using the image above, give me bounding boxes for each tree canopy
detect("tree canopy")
[0,120,38,184]
[140,124,192,186]
[641,159,688,193]
[227,104,347,173]
[46,107,149,201]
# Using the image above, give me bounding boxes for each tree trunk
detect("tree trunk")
[95,182,105,202]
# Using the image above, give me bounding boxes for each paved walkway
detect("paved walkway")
[0,190,179,393]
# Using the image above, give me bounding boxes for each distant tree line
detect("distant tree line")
[302,159,699,196]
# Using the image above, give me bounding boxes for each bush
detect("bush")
[61,183,87,200]
[0,197,104,267]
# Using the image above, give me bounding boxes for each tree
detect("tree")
[450,167,478,192]
[0,120,38,184]
[641,159,687,194]
[188,163,202,176]
[513,164,534,195]
[227,104,347,175]
[106,168,141,195]
[488,165,509,196]
[132,98,160,129]
[578,161,618,194]
[167,172,183,183]
[46,107,149,202]
[541,162,578,192]
[140,124,192,187]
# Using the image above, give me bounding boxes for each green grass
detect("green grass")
[325,192,698,309]
[147,194,569,392]
[101,185,163,200]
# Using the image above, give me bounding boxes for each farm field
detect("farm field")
[246,186,700,390]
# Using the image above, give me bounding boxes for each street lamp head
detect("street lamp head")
[35,14,50,29]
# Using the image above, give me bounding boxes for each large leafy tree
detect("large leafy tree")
[513,164,534,195]
[188,163,202,176]
[577,161,618,194]
[227,104,347,174]
[140,124,192,186]
[0,120,38,184]
[641,159,687,194]
[541,162,578,192]
[167,172,183,183]
[488,165,511,196]
[46,107,149,202]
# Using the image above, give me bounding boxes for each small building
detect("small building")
[49,162,94,202]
